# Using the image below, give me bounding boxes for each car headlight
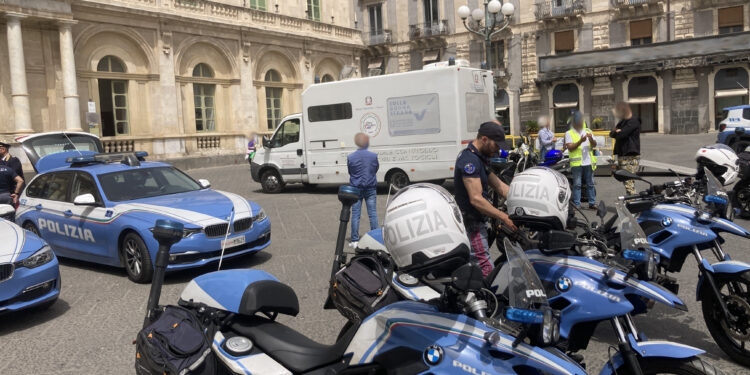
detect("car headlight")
[252,208,267,222]
[21,246,54,269]
[182,227,202,238]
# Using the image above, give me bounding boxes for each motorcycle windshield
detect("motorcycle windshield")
[704,167,729,204]
[503,238,549,310]
[616,200,652,259]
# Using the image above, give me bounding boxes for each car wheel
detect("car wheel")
[23,222,40,236]
[261,170,284,194]
[121,232,154,284]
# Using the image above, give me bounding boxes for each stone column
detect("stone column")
[659,69,673,134]
[240,40,259,133]
[611,74,626,105]
[696,67,711,133]
[59,20,82,131]
[6,13,32,133]
[580,78,594,124]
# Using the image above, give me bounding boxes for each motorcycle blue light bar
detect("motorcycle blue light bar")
[135,151,149,158]
[499,149,509,158]
[505,308,544,324]
[704,195,728,206]
[622,249,649,262]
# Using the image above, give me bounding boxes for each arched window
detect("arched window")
[193,63,216,132]
[96,55,129,136]
[265,69,283,129]
[321,74,335,83]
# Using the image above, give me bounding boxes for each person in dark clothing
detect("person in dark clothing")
[347,132,379,248]
[0,165,24,206]
[454,121,516,277]
[0,139,24,197]
[610,102,641,195]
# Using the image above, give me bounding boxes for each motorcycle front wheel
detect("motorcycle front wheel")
[613,356,723,375]
[700,270,750,367]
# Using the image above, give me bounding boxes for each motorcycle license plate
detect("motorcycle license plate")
[221,235,246,248]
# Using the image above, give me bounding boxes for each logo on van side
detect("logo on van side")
[360,112,382,137]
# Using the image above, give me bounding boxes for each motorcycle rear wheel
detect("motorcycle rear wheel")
[700,270,750,367]
[732,185,750,219]
[614,356,723,375]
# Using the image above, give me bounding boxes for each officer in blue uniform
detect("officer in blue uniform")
[454,121,516,277]
[0,164,23,206]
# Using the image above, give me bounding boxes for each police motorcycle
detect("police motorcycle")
[605,167,750,366]
[361,171,719,375]
[136,185,586,375]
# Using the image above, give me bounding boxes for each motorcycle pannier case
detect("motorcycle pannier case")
[330,251,399,323]
[135,305,216,375]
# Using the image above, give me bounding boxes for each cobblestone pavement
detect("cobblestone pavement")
[2,133,749,374]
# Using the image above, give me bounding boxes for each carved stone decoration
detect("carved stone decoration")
[242,41,251,63]
[162,31,172,55]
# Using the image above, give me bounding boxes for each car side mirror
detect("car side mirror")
[613,169,642,183]
[597,200,607,220]
[451,263,485,292]
[540,230,577,254]
[198,179,211,189]
[262,136,271,148]
[73,193,97,206]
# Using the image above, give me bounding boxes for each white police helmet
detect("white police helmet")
[695,144,739,185]
[382,183,470,276]
[506,167,571,230]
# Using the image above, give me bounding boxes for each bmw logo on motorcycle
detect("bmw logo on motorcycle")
[424,345,444,365]
[556,277,572,292]
[662,217,673,227]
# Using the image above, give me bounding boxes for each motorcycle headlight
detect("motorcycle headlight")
[252,208,267,222]
[182,227,202,238]
[21,246,54,269]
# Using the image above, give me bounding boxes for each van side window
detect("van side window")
[271,119,301,147]
[307,103,352,122]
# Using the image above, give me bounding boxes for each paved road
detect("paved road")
[2,132,749,374]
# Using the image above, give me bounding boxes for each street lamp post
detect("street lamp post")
[458,0,515,71]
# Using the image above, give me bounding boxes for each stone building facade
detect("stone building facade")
[358,0,750,135]
[0,0,362,161]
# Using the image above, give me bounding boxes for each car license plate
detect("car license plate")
[221,235,246,248]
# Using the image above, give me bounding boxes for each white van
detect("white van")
[250,65,495,193]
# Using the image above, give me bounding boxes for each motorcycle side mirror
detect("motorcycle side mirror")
[539,230,577,254]
[625,199,655,214]
[597,200,607,220]
[613,169,642,183]
[338,185,361,206]
[451,263,485,291]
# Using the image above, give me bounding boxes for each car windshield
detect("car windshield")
[97,167,201,202]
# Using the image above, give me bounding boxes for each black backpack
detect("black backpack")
[135,305,217,375]
[330,251,400,323]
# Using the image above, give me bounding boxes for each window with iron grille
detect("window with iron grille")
[718,6,744,35]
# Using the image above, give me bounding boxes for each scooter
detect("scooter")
[610,168,750,366]
[140,186,587,374]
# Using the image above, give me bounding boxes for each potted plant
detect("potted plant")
[592,117,604,130]
[524,120,539,134]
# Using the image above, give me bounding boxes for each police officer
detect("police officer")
[0,164,23,206]
[0,139,24,191]
[454,121,516,277]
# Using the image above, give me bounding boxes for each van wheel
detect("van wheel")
[261,170,284,194]
[387,170,410,189]
[121,232,153,284]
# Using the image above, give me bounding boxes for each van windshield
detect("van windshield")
[269,119,300,148]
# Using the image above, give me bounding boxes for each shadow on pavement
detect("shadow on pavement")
[0,298,71,335]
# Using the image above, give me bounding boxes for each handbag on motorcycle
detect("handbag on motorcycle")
[330,251,399,323]
[135,305,217,375]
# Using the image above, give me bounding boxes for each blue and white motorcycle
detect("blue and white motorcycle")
[360,201,721,375]
[611,168,750,366]
[140,186,587,374]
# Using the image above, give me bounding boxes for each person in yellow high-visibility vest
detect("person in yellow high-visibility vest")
[564,111,597,209]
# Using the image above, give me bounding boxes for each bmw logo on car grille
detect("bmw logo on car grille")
[662,217,673,227]
[424,345,444,365]
[556,277,572,292]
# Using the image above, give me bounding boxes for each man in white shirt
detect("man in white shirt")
[564,111,597,209]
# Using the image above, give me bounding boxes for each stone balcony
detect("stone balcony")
[364,30,392,46]
[409,20,450,40]
[79,0,362,45]
[537,31,750,81]
[534,0,585,21]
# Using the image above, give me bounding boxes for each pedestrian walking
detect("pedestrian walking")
[454,121,517,277]
[564,111,597,209]
[610,102,641,195]
[347,133,379,249]
[537,116,556,162]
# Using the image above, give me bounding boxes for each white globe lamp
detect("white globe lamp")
[471,8,485,22]
[501,2,515,17]
[487,0,502,14]
[457,5,471,20]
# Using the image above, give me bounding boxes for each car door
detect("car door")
[267,118,304,182]
[67,171,110,260]
[27,172,77,254]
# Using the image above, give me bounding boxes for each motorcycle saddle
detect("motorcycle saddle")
[229,316,358,373]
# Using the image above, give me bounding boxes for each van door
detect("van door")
[267,118,304,183]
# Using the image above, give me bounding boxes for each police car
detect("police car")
[0,204,60,312]
[15,132,271,283]
[717,105,750,147]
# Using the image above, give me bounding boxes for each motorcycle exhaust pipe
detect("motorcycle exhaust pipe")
[143,219,184,328]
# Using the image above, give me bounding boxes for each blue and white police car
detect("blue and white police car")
[15,132,271,283]
[717,105,750,146]
[0,204,60,312]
